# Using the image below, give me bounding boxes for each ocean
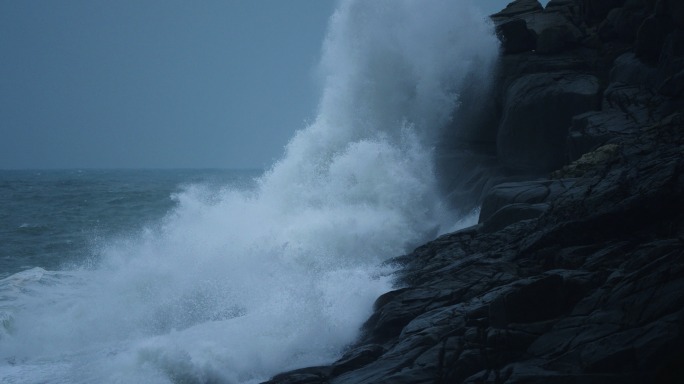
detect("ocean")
[0,1,498,383]
[0,170,260,279]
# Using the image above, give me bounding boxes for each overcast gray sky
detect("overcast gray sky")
[0,0,548,169]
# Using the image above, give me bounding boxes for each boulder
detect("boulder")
[498,49,591,78]
[544,0,583,17]
[659,69,684,97]
[510,11,584,54]
[479,179,576,222]
[436,144,534,214]
[491,0,544,19]
[659,30,684,80]
[598,17,619,41]
[330,345,385,378]
[545,0,582,8]
[566,112,614,161]
[553,142,619,178]
[611,7,649,42]
[634,14,675,60]
[497,71,601,171]
[584,0,628,19]
[564,56,667,162]
[265,367,332,384]
[518,11,584,43]
[489,274,567,328]
[536,21,583,54]
[566,82,665,161]
[609,52,660,86]
[479,203,549,233]
[537,26,568,53]
[582,27,603,48]
[496,18,537,54]
[562,48,678,163]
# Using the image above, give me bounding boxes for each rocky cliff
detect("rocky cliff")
[265,0,684,383]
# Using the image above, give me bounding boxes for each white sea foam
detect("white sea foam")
[0,1,498,382]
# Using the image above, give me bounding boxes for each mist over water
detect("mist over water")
[0,1,498,383]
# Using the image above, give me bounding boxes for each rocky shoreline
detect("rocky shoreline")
[265,0,684,383]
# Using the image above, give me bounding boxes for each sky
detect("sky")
[0,0,549,170]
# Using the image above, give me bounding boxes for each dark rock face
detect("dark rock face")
[478,179,576,222]
[660,31,684,81]
[265,0,684,382]
[479,203,549,234]
[266,113,684,384]
[660,69,684,97]
[566,53,666,161]
[439,0,684,207]
[584,0,628,19]
[491,0,545,19]
[520,11,581,36]
[435,143,535,215]
[665,0,684,30]
[330,345,385,377]
[635,14,675,60]
[610,6,650,42]
[536,25,568,53]
[497,72,600,171]
[497,18,537,54]
[609,51,660,86]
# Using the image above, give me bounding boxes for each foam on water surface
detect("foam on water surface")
[0,1,498,382]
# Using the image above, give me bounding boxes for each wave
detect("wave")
[0,1,498,382]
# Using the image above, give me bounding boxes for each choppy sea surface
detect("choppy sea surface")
[0,169,260,278]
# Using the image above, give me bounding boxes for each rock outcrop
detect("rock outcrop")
[266,112,684,384]
[265,0,684,382]
[478,179,576,223]
[497,71,600,171]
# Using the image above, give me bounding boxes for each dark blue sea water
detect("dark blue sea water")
[0,169,261,279]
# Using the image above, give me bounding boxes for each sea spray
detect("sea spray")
[0,1,499,382]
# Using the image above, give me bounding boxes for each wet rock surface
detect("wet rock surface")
[265,0,684,382]
[265,112,684,384]
[478,179,577,223]
[497,71,601,171]
[497,18,538,55]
